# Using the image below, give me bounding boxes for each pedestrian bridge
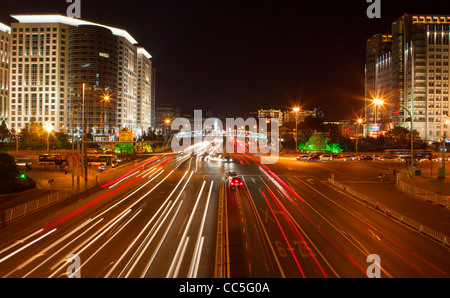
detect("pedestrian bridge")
[173,129,269,140]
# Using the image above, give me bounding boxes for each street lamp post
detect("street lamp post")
[102,93,111,136]
[374,99,415,183]
[440,117,449,179]
[356,118,364,154]
[293,107,300,152]
[82,83,87,184]
[43,122,53,152]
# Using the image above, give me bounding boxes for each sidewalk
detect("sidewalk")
[333,169,450,237]
[0,166,98,211]
[402,165,450,195]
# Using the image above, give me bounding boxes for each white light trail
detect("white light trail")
[166,180,206,278]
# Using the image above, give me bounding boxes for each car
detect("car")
[225,171,237,180]
[307,155,321,162]
[360,156,373,161]
[320,154,333,161]
[296,155,310,161]
[230,177,244,188]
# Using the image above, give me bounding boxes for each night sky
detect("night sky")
[1,0,449,120]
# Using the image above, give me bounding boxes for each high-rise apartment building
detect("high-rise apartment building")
[67,24,119,137]
[7,15,154,138]
[117,36,138,134]
[365,34,392,136]
[365,14,450,141]
[0,23,10,124]
[136,47,153,137]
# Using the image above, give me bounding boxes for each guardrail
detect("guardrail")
[0,190,69,224]
[214,179,230,278]
[396,177,450,209]
[0,181,99,226]
[328,178,449,247]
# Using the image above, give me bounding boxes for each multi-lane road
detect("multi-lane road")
[0,144,449,278]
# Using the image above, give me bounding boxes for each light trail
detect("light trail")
[265,187,328,278]
[188,180,214,278]
[261,190,306,278]
[0,228,57,264]
[166,180,206,278]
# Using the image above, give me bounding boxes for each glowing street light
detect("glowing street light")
[373,98,384,106]
[101,91,113,135]
[355,118,364,154]
[293,107,300,152]
[43,122,53,152]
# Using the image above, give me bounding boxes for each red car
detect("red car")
[230,177,244,188]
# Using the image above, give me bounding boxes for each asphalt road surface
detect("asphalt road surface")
[0,146,448,278]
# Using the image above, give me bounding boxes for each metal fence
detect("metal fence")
[0,190,71,225]
[328,178,449,247]
[397,179,450,209]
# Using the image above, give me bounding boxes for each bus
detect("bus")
[39,154,66,165]
[384,149,434,160]
[87,154,118,167]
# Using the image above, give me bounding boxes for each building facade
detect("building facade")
[258,108,284,126]
[365,34,393,136]
[67,24,119,138]
[6,15,154,138]
[0,23,10,124]
[365,14,450,141]
[155,104,178,136]
[136,47,153,137]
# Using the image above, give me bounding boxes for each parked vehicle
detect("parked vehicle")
[296,155,310,161]
[307,155,321,162]
[320,154,333,161]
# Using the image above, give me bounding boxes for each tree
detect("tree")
[385,127,421,149]
[21,119,45,150]
[0,120,10,142]
[0,153,19,181]
[54,132,70,148]
[115,128,135,153]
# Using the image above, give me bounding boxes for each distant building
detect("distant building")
[258,107,318,127]
[283,109,317,124]
[258,108,284,126]
[155,104,178,136]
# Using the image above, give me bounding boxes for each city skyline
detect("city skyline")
[1,0,449,122]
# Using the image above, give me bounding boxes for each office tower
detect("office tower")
[117,35,137,134]
[136,47,153,137]
[365,14,450,141]
[7,15,154,138]
[67,24,119,138]
[0,23,10,124]
[365,34,393,136]
[8,17,73,132]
